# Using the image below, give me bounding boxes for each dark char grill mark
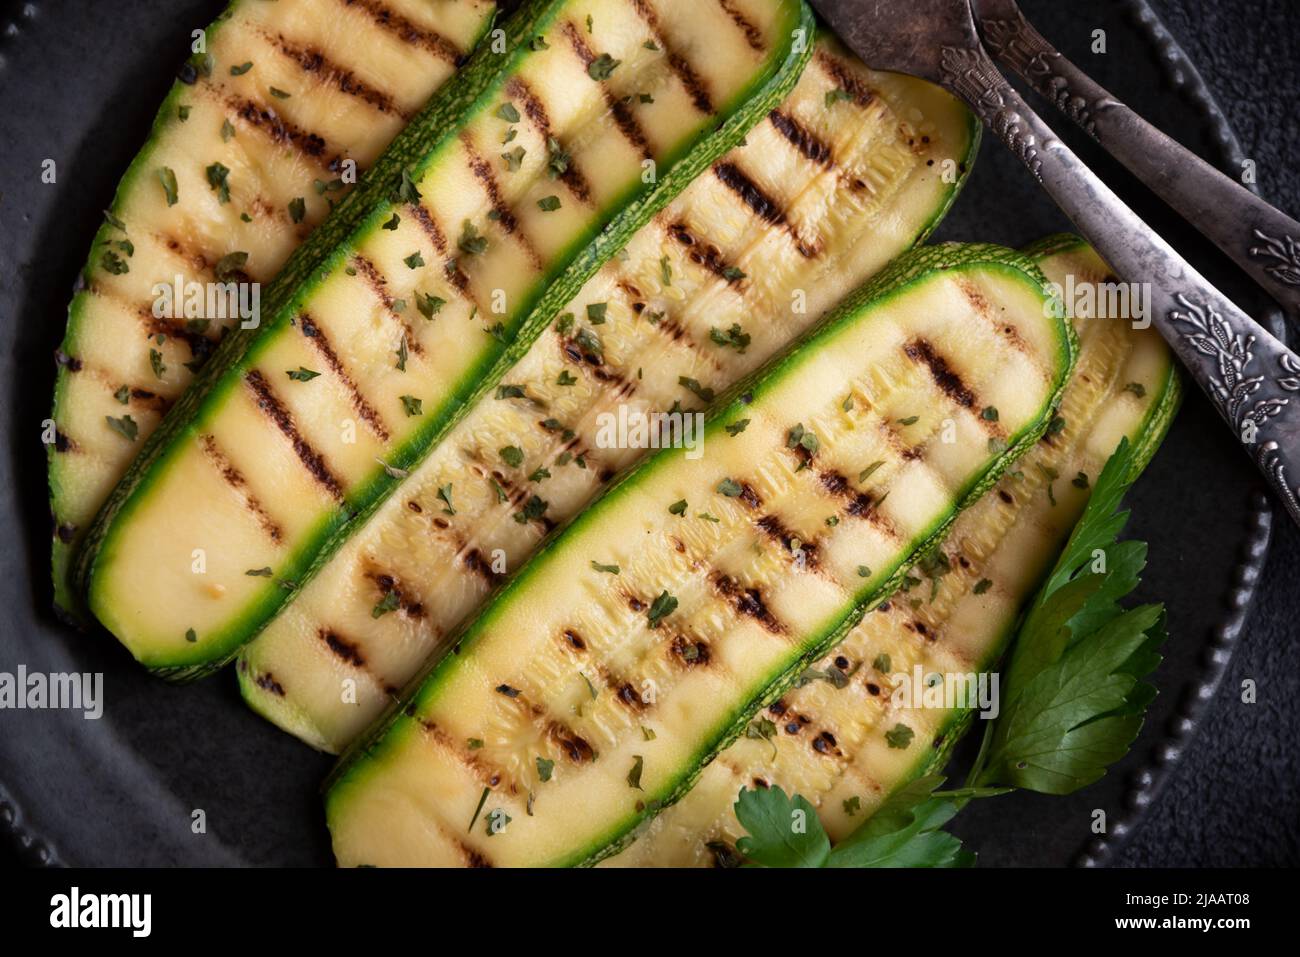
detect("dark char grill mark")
[462,134,543,268]
[767,110,833,167]
[548,721,596,763]
[667,221,743,284]
[628,0,715,115]
[198,433,285,542]
[320,628,366,668]
[268,31,412,119]
[338,0,466,65]
[711,572,787,635]
[504,76,594,205]
[903,338,977,409]
[716,0,767,52]
[462,548,503,585]
[712,161,819,258]
[298,313,390,441]
[245,369,346,501]
[562,21,653,160]
[350,254,427,354]
[814,51,876,108]
[222,92,341,170]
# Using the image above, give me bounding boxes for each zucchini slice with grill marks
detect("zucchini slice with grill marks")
[325,242,1075,867]
[238,37,980,753]
[605,235,1180,866]
[49,0,498,618]
[77,0,815,677]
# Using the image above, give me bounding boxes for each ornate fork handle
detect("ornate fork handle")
[976,4,1300,322]
[940,44,1300,525]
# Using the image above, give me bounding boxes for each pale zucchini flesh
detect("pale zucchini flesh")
[49,0,498,617]
[605,236,1180,866]
[238,37,980,753]
[78,0,814,676]
[325,243,1075,867]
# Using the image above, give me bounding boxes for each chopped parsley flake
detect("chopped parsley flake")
[157,167,179,206]
[371,591,399,618]
[105,414,138,441]
[588,53,621,81]
[885,723,914,749]
[647,590,678,628]
[458,220,487,256]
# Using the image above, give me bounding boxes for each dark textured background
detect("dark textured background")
[1,0,1296,866]
[1111,0,1300,867]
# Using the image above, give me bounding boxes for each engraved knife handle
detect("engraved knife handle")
[939,42,1300,527]
[975,0,1300,323]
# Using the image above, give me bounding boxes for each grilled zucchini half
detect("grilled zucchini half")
[325,242,1076,867]
[76,0,815,677]
[607,235,1181,866]
[49,0,498,618]
[238,37,980,753]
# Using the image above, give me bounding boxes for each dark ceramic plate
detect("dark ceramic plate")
[0,0,1281,866]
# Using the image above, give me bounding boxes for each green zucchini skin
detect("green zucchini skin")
[325,242,1076,867]
[48,0,498,622]
[75,0,816,679]
[236,38,982,755]
[604,235,1180,866]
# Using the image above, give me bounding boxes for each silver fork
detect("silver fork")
[808,0,1300,528]
[974,0,1300,324]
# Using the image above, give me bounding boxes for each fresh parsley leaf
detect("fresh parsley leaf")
[824,776,975,868]
[971,438,1167,795]
[733,777,975,869]
[734,786,830,867]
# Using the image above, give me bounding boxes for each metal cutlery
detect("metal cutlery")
[808,0,1300,527]
[974,0,1300,324]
